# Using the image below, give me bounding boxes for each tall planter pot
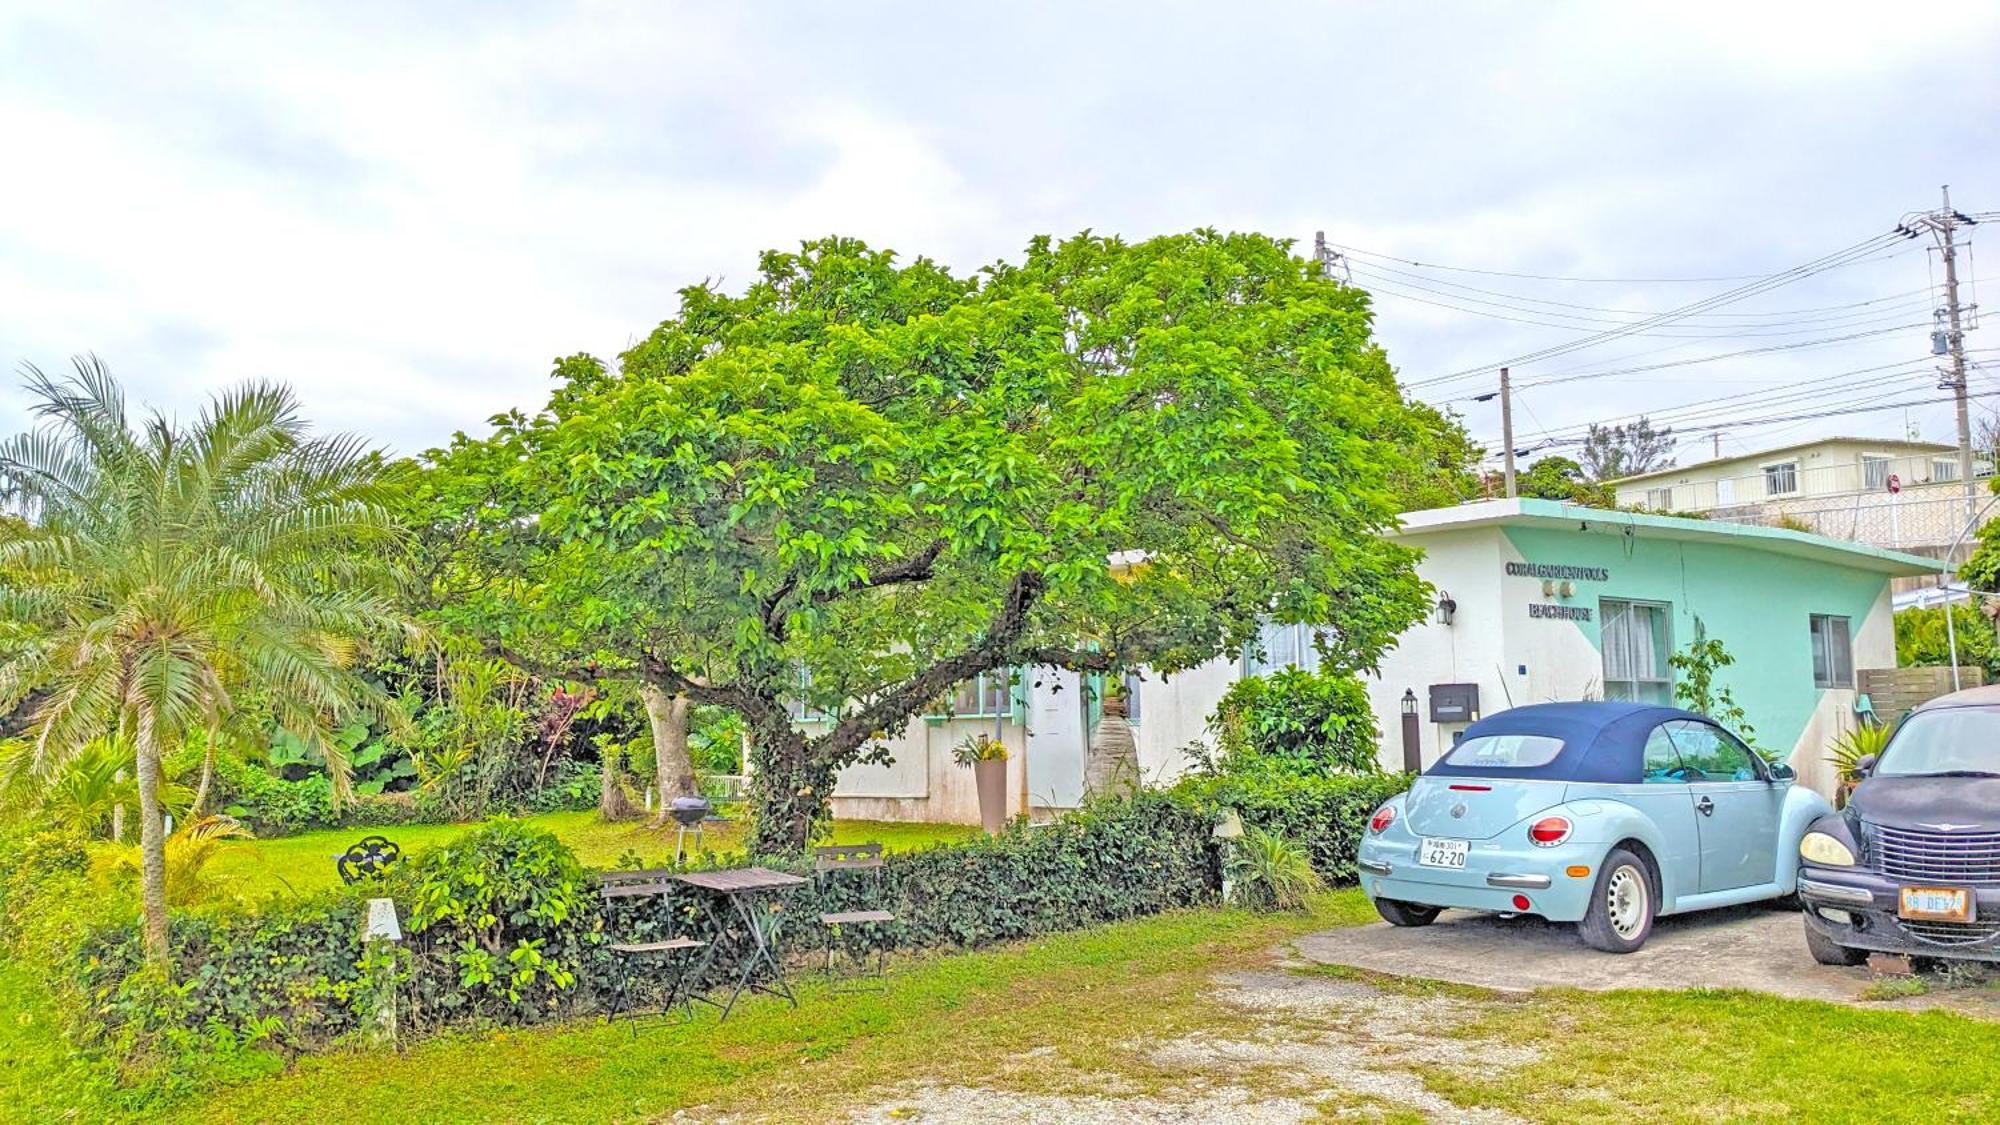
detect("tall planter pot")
[973,757,1008,834]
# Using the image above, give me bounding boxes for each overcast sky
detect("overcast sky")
[3,2,1997,469]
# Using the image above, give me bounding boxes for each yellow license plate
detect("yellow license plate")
[1899,886,1972,922]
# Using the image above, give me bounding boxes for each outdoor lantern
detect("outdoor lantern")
[1401,688,1418,715]
[1435,592,1457,626]
[365,897,403,943]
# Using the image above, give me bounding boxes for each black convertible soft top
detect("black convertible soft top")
[1425,701,1714,785]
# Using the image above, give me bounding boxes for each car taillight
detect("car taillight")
[1369,805,1396,834]
[1528,816,1572,847]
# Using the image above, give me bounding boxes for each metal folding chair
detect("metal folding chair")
[814,843,896,990]
[598,868,712,1025]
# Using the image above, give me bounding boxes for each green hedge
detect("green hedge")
[68,791,1217,1053]
[56,776,1395,1060]
[1172,769,1411,883]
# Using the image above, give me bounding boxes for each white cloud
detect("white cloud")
[0,0,1995,462]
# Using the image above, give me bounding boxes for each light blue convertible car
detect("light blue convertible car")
[1358,701,1832,952]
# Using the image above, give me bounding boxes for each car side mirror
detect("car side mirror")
[1767,761,1795,782]
[1854,754,1878,778]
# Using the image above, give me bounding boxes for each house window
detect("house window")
[1601,599,1673,705]
[1933,458,1961,483]
[1242,621,1327,676]
[785,665,836,721]
[1862,455,1892,491]
[1810,614,1854,689]
[1763,461,1799,496]
[1645,486,1674,510]
[945,670,1013,718]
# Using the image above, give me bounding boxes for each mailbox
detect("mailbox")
[1427,683,1480,725]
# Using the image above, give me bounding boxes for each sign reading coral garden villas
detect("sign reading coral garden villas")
[1528,603,1594,621]
[1504,562,1611,582]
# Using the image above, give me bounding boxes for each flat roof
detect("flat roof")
[1393,497,1943,577]
[1611,435,1956,486]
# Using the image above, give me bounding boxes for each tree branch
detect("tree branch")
[819,569,1044,752]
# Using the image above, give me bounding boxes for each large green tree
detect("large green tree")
[0,359,404,964]
[482,231,1474,853]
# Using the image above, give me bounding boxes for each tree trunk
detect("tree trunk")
[112,768,127,843]
[641,684,696,823]
[598,738,639,821]
[191,743,215,815]
[134,730,170,968]
[745,712,828,857]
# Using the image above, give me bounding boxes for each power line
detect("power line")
[1352,267,1934,338]
[1327,240,1804,284]
[1406,231,1912,390]
[1345,256,1939,322]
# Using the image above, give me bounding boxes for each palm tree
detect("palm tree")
[0,357,405,966]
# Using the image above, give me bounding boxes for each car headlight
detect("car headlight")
[1800,831,1856,867]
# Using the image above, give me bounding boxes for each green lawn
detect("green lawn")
[189,810,977,900]
[9,884,2000,1122]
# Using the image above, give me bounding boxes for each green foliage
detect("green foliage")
[1668,617,1754,742]
[1515,455,1618,507]
[1175,770,1412,884]
[0,359,406,964]
[399,820,591,1014]
[1828,723,1892,790]
[445,230,1474,853]
[1958,509,2000,594]
[1207,668,1381,776]
[952,732,1009,766]
[1580,416,1674,481]
[0,736,192,838]
[1896,602,2000,682]
[688,706,746,775]
[1224,826,1325,910]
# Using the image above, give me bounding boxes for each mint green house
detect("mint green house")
[1365,498,1940,797]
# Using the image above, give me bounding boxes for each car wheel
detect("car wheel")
[1802,916,1870,966]
[1578,847,1655,953]
[1375,898,1441,927]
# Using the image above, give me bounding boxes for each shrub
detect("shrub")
[66,791,1220,1058]
[396,819,594,1021]
[1176,769,1410,884]
[1225,826,1324,910]
[1208,668,1380,775]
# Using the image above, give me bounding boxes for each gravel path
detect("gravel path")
[849,964,1535,1123]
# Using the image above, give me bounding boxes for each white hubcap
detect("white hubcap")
[1606,865,1648,938]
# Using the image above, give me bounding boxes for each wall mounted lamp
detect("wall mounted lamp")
[1435,592,1457,626]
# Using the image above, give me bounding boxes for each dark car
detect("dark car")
[1797,685,2000,965]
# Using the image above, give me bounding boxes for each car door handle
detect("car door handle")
[1696,796,1715,816]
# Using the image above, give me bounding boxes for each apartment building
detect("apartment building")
[1609,436,1985,557]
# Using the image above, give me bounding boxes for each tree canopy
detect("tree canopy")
[0,359,405,962]
[1580,417,1674,481]
[442,231,1476,852]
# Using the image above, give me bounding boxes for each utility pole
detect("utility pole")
[1312,231,1351,282]
[1905,187,1980,519]
[1712,433,1721,460]
[1500,367,1517,498]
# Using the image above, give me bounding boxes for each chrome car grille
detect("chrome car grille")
[1869,823,2000,885]
[1896,919,2000,947]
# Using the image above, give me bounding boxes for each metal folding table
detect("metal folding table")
[674,866,808,1020]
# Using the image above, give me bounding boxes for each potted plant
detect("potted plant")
[1828,722,1892,808]
[954,733,1010,833]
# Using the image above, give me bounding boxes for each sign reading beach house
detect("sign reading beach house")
[1528,603,1593,621]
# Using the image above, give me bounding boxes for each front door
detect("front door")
[1024,668,1087,809]
[1666,720,1783,892]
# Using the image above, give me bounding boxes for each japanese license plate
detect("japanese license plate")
[1418,837,1470,869]
[1899,886,1973,922]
